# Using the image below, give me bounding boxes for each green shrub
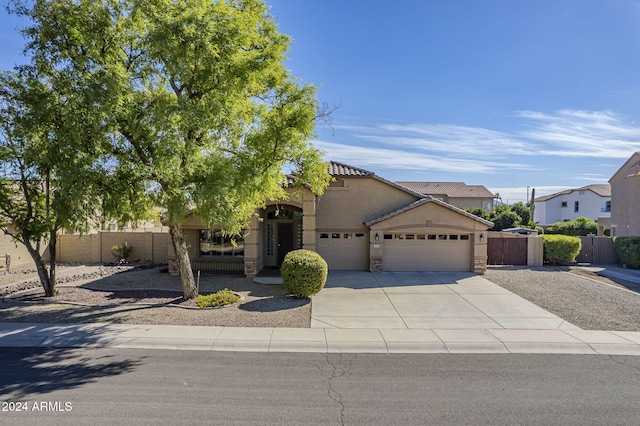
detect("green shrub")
[614,237,640,269]
[111,242,133,263]
[281,249,328,298]
[542,234,581,265]
[195,289,241,308]
[545,217,598,236]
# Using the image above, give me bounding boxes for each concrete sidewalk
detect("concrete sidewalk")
[1,322,640,355]
[2,270,640,355]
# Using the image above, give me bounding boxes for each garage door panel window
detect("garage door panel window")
[384,233,470,241]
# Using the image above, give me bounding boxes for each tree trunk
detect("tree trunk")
[168,222,198,299]
[21,234,55,296]
[48,230,57,294]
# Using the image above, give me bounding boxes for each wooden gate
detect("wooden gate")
[577,236,618,264]
[488,236,528,265]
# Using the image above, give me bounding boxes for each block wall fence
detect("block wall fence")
[58,232,170,264]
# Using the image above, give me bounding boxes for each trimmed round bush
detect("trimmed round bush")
[542,234,581,265]
[281,249,328,298]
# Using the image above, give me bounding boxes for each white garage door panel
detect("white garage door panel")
[317,236,367,270]
[383,239,471,271]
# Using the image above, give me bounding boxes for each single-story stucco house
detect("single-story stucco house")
[173,161,493,276]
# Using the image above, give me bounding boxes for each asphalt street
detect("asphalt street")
[1,348,640,425]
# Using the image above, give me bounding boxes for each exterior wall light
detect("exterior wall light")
[480,233,484,242]
[375,232,380,241]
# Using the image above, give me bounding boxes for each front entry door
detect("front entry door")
[277,223,294,266]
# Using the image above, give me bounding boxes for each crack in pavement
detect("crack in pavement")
[323,353,356,425]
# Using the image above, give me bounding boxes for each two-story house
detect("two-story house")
[533,184,611,226]
[607,152,640,237]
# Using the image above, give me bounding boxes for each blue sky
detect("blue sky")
[3,1,640,203]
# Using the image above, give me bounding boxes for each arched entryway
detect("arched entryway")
[262,205,303,267]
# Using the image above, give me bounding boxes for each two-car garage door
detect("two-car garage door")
[382,233,471,271]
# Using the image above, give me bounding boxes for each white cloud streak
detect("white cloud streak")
[320,109,640,175]
[517,109,640,158]
[313,140,537,174]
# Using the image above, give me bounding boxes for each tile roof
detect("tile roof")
[396,181,495,198]
[328,161,374,177]
[534,184,611,202]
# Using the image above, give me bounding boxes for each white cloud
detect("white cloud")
[330,109,640,164]
[313,140,537,174]
[335,122,538,158]
[517,109,640,158]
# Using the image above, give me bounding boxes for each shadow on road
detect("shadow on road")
[0,346,143,399]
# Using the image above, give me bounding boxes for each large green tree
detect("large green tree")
[13,0,330,299]
[0,70,142,296]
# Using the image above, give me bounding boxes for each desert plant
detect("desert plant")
[111,242,133,263]
[613,237,640,269]
[195,289,241,308]
[281,249,328,298]
[542,234,581,265]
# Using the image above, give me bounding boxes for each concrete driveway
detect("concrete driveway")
[312,271,576,330]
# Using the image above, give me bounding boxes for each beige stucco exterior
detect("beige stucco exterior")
[315,177,418,230]
[366,200,490,273]
[609,152,640,237]
[168,162,493,276]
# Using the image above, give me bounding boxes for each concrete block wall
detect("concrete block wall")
[59,231,169,264]
[58,234,101,263]
[0,230,47,271]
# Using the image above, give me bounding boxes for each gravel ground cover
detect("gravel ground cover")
[0,265,310,327]
[484,266,640,331]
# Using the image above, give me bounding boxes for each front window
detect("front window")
[574,201,579,212]
[266,208,303,220]
[200,230,244,257]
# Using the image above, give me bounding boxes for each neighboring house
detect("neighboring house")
[175,161,493,276]
[533,184,611,226]
[395,182,495,212]
[607,151,640,237]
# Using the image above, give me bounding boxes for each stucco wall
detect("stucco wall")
[0,228,48,271]
[449,197,492,211]
[58,231,169,264]
[315,178,418,230]
[368,201,483,233]
[367,201,491,273]
[611,173,640,236]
